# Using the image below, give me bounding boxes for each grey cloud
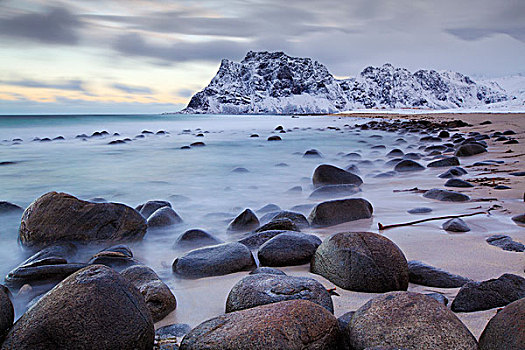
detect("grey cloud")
[1,79,85,91]
[0,7,82,45]
[111,83,153,94]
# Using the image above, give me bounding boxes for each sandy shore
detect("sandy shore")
[156,112,525,340]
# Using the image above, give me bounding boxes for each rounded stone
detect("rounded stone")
[479,298,525,350]
[312,164,363,188]
[257,232,321,267]
[147,207,183,228]
[308,198,373,227]
[0,286,14,343]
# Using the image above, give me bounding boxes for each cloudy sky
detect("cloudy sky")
[1,0,524,114]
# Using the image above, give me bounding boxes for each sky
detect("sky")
[0,0,524,114]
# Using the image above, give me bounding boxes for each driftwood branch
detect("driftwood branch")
[378,207,497,231]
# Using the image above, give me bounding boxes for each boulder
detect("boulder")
[269,211,309,228]
[0,285,13,343]
[407,207,432,214]
[88,244,139,271]
[19,192,147,248]
[312,164,363,188]
[427,157,459,168]
[147,207,183,228]
[254,218,299,233]
[511,213,525,224]
[249,267,286,276]
[180,300,340,350]
[172,242,256,278]
[442,218,471,232]
[1,265,154,350]
[308,198,373,227]
[173,229,222,249]
[478,298,525,350]
[309,184,361,199]
[258,232,321,267]
[136,200,171,219]
[256,204,281,214]
[451,273,525,312]
[407,261,471,288]
[227,209,259,232]
[267,135,281,141]
[121,265,176,322]
[486,235,525,252]
[0,201,23,214]
[303,149,323,158]
[423,188,470,202]
[394,159,425,172]
[238,230,289,249]
[346,292,478,350]
[438,166,468,178]
[311,232,408,292]
[444,178,474,188]
[226,274,333,313]
[455,144,487,157]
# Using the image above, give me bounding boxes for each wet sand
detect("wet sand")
[156,112,525,340]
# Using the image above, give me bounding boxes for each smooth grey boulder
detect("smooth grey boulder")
[121,265,176,322]
[264,210,310,228]
[394,159,425,172]
[257,232,321,267]
[87,244,138,272]
[180,300,340,350]
[254,218,299,233]
[19,192,147,248]
[311,232,408,292]
[442,218,471,232]
[0,285,13,343]
[312,164,363,188]
[478,298,525,350]
[136,200,171,218]
[423,188,470,202]
[444,178,474,188]
[407,261,471,288]
[172,242,256,279]
[309,184,361,199]
[427,157,459,168]
[147,207,183,228]
[451,273,525,312]
[173,229,222,249]
[1,265,154,350]
[438,166,468,178]
[346,292,478,350]
[227,209,259,232]
[455,144,487,157]
[238,230,289,249]
[486,235,525,252]
[225,274,333,313]
[308,198,373,227]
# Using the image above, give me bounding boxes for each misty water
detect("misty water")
[0,113,476,324]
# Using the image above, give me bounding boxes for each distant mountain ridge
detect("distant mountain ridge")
[180,51,513,114]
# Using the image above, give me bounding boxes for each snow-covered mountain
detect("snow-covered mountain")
[180,51,512,114]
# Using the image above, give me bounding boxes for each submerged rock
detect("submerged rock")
[88,244,138,271]
[451,273,525,312]
[226,274,333,313]
[173,229,222,249]
[311,232,408,292]
[308,184,361,199]
[137,200,172,219]
[438,166,468,178]
[257,232,321,267]
[308,198,373,227]
[1,265,154,350]
[423,188,470,202]
[19,192,147,248]
[227,209,260,232]
[180,300,339,350]
[478,298,525,350]
[427,156,460,168]
[147,207,183,228]
[394,159,425,172]
[346,292,478,350]
[266,211,310,228]
[0,202,23,214]
[312,164,363,188]
[444,178,474,188]
[455,144,487,157]
[254,218,299,233]
[407,261,471,288]
[172,242,256,278]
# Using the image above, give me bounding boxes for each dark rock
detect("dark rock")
[407,260,471,288]
[387,149,404,157]
[502,130,516,135]
[511,213,525,224]
[303,149,322,158]
[345,164,360,174]
[504,139,519,144]
[438,130,450,138]
[227,209,259,232]
[394,159,425,172]
[427,157,460,168]
[480,120,492,125]
[442,218,470,232]
[172,242,256,278]
[308,198,373,227]
[180,145,190,149]
[231,167,249,173]
[256,204,281,214]
[179,300,339,350]
[451,274,525,312]
[455,144,487,157]
[88,244,138,271]
[509,171,525,176]
[238,230,289,249]
[374,171,397,178]
[423,188,470,202]
[250,133,259,137]
[312,164,363,188]
[249,267,286,276]
[438,166,468,178]
[407,207,432,214]
[136,200,172,219]
[258,232,321,267]
[425,292,449,306]
[121,265,176,322]
[1,265,154,350]
[494,185,511,190]
[156,323,191,340]
[346,292,478,350]
[269,211,309,229]
[190,142,205,147]
[0,201,23,214]
[173,229,222,249]
[309,184,361,199]
[267,135,281,141]
[226,274,333,313]
[444,178,474,188]
[147,207,183,228]
[478,298,524,350]
[254,218,299,233]
[404,152,421,160]
[311,232,408,292]
[343,152,361,159]
[486,235,525,252]
[0,285,13,343]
